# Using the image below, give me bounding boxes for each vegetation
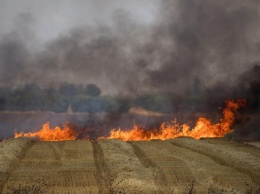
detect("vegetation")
[0,80,254,114]
[0,83,130,113]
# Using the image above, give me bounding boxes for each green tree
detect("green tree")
[85,84,101,97]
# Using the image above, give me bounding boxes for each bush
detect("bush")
[85,84,101,97]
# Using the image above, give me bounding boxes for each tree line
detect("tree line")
[0,80,258,114]
[0,83,129,113]
[0,83,210,114]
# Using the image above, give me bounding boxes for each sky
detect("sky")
[0,0,159,42]
[0,0,259,96]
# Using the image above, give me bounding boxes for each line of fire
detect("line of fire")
[13,99,246,141]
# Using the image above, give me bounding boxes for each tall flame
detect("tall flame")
[104,99,246,141]
[14,122,77,141]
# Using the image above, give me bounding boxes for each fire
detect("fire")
[14,99,246,141]
[14,122,77,141]
[104,99,246,141]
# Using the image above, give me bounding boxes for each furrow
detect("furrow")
[170,138,260,185]
[132,140,209,193]
[98,139,159,193]
[92,141,111,194]
[166,139,259,193]
[129,141,168,193]
[2,140,99,194]
[0,138,33,193]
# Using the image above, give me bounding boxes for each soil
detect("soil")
[0,138,259,193]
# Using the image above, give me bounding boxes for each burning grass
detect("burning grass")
[13,99,246,141]
[102,99,246,141]
[14,122,77,141]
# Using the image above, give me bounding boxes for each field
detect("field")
[0,138,259,193]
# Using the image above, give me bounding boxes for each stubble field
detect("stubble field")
[0,138,259,193]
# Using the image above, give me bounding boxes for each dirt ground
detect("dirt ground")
[0,138,259,193]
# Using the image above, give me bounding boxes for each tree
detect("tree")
[85,84,101,97]
[59,83,78,97]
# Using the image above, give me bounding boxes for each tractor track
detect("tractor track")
[0,139,34,194]
[129,141,168,193]
[132,140,210,193]
[1,140,99,194]
[170,138,260,185]
[92,141,111,194]
[0,138,259,193]
[97,139,160,193]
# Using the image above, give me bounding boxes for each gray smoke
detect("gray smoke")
[147,0,260,94]
[0,0,260,96]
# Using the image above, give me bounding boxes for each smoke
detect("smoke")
[0,0,158,95]
[0,0,260,139]
[0,0,259,95]
[147,0,260,93]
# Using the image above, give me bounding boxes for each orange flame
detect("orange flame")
[14,99,246,141]
[103,99,246,141]
[14,122,77,141]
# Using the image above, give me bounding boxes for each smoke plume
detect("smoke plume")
[0,0,259,95]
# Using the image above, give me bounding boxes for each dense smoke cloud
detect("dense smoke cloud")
[0,0,159,95]
[0,0,259,96]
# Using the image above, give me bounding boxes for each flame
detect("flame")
[103,99,246,141]
[14,99,246,141]
[14,122,77,141]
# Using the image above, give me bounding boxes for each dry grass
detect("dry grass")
[98,139,158,193]
[1,140,99,194]
[0,138,31,173]
[0,138,259,193]
[171,138,260,185]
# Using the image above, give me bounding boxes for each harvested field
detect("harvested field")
[1,140,98,194]
[0,138,259,193]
